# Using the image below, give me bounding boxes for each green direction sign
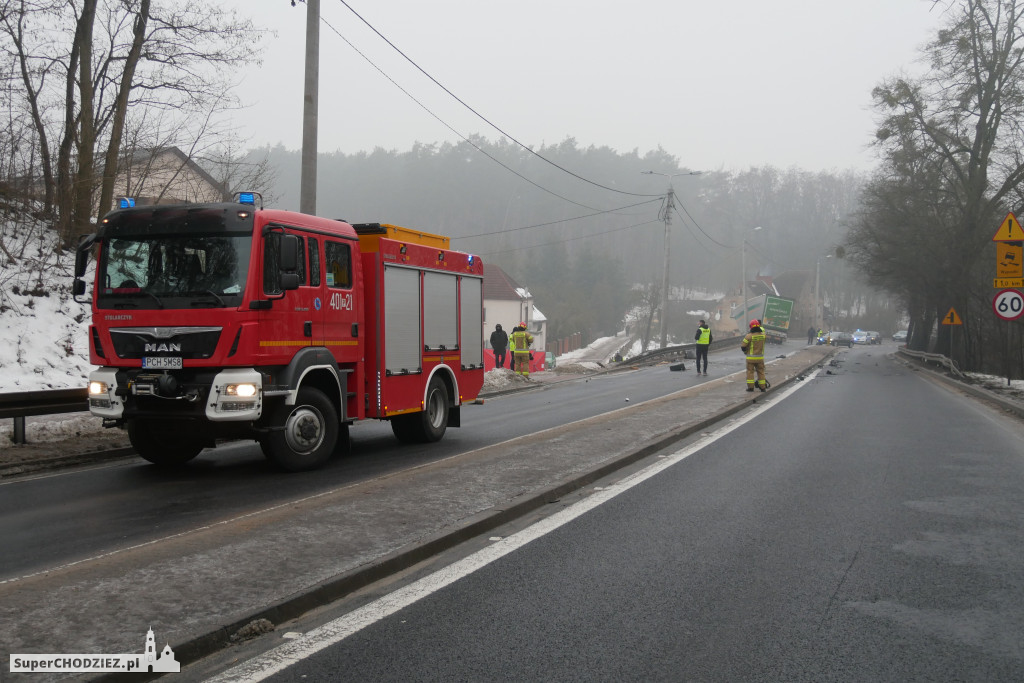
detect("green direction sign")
[762,296,794,331]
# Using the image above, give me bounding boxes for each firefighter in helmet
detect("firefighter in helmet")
[510,322,534,377]
[740,319,767,392]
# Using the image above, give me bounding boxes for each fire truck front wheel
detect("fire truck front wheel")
[260,387,338,472]
[128,419,205,467]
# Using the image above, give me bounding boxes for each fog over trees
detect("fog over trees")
[255,140,866,341]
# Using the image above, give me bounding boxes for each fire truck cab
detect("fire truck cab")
[74,195,485,471]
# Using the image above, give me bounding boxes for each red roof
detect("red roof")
[484,264,524,301]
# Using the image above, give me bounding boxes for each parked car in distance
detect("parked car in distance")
[852,330,870,345]
[866,331,882,344]
[893,330,908,343]
[830,331,855,348]
[545,351,556,369]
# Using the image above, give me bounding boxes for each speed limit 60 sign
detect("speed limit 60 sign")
[993,289,1024,320]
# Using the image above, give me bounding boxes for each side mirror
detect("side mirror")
[280,272,300,290]
[75,233,96,278]
[280,234,299,272]
[278,234,300,291]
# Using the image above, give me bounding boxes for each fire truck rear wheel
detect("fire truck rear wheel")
[390,377,449,444]
[128,419,205,467]
[261,387,338,472]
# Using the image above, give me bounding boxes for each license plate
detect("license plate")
[142,356,182,369]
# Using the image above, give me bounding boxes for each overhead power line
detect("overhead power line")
[458,199,662,239]
[318,17,615,212]
[474,219,662,257]
[671,203,733,249]
[334,0,663,199]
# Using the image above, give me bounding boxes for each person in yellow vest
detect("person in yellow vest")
[694,319,713,376]
[740,319,767,392]
[510,322,534,377]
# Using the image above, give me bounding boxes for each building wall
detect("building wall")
[483,299,545,353]
[108,151,225,213]
[483,300,523,348]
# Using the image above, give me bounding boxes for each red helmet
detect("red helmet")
[519,321,527,327]
[749,319,760,328]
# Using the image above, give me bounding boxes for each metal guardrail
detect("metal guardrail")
[0,388,88,445]
[623,335,745,367]
[896,346,965,379]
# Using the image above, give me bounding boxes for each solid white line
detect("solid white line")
[210,369,821,682]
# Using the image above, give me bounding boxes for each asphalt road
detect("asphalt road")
[207,346,1024,682]
[0,344,756,582]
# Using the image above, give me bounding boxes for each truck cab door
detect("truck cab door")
[259,230,318,355]
[322,239,360,363]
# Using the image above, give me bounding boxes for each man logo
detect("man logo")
[144,343,181,353]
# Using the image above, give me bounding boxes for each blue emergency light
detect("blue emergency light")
[467,255,475,266]
[238,192,256,205]
[118,197,136,208]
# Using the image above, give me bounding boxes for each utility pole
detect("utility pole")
[815,259,821,329]
[658,188,674,349]
[300,0,320,214]
[641,170,701,349]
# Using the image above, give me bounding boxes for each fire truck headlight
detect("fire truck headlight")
[89,381,108,395]
[225,383,258,398]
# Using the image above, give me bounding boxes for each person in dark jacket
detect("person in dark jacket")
[489,324,509,369]
[694,320,713,376]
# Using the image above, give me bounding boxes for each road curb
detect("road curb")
[0,446,136,478]
[95,348,833,680]
[894,352,1024,420]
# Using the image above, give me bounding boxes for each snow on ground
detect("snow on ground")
[621,336,668,359]
[965,372,1024,398]
[0,219,92,392]
[481,367,533,392]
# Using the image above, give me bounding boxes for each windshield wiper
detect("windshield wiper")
[142,290,165,309]
[191,290,227,307]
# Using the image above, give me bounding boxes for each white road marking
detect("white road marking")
[210,369,821,682]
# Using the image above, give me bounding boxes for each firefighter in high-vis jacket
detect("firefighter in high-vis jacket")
[510,322,534,376]
[741,319,767,392]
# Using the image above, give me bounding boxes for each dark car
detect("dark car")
[866,331,882,345]
[830,331,854,348]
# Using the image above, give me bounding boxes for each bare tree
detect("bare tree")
[849,0,1024,370]
[0,0,265,245]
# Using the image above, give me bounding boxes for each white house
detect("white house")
[110,147,227,213]
[482,264,546,353]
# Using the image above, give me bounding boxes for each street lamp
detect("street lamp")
[741,226,762,327]
[641,170,702,348]
[815,254,833,330]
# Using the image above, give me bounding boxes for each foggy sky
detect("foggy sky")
[223,0,945,178]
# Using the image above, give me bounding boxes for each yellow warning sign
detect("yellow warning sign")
[941,307,963,325]
[992,212,1024,241]
[997,241,1024,278]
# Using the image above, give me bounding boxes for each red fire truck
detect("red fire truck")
[73,194,485,471]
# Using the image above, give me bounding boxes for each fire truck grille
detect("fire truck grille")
[109,327,223,359]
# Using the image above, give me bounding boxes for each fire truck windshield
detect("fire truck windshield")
[95,209,253,309]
